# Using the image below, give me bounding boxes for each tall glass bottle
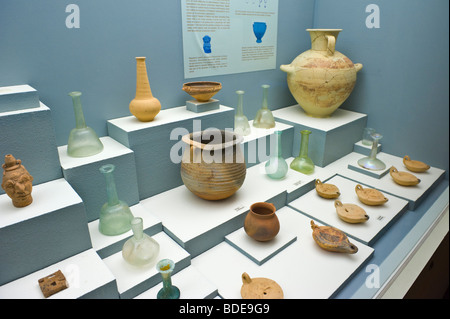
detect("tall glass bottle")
[290,130,315,174]
[122,217,160,267]
[358,132,386,170]
[156,259,180,299]
[67,91,104,157]
[234,90,251,136]
[265,131,288,179]
[98,164,134,236]
[253,84,275,129]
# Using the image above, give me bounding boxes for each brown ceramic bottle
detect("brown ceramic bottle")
[129,57,161,122]
[244,202,280,242]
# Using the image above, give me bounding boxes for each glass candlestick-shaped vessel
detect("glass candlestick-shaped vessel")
[253,84,275,129]
[265,131,288,179]
[67,91,104,157]
[290,130,315,174]
[122,217,160,267]
[358,132,386,170]
[157,259,180,299]
[99,164,134,236]
[234,90,251,136]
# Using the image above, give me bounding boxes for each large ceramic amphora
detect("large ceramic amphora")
[280,29,363,118]
[181,129,246,201]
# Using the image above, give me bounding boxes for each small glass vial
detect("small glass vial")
[122,217,159,267]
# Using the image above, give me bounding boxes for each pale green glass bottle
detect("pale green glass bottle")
[290,130,315,174]
[157,259,180,299]
[234,90,251,136]
[253,84,275,129]
[98,164,134,236]
[122,217,160,267]
[67,91,104,157]
[358,132,386,170]
[265,130,288,179]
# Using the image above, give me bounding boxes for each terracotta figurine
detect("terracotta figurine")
[1,154,34,207]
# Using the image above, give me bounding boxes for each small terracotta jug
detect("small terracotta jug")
[129,57,161,122]
[244,202,280,242]
[1,154,34,208]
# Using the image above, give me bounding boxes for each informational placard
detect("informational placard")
[181,0,278,79]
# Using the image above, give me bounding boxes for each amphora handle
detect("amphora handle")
[326,35,336,56]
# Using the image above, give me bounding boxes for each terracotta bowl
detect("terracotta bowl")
[182,81,222,102]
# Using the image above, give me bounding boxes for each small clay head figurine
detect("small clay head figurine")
[1,154,34,208]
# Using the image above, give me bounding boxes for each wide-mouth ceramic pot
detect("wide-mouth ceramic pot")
[180,129,246,200]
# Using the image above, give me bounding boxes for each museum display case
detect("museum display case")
[0,0,448,301]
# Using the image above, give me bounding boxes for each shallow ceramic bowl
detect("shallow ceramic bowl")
[182,81,222,102]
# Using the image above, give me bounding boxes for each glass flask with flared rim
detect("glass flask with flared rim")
[98,164,134,236]
[234,90,251,136]
[122,217,160,267]
[358,133,386,170]
[265,130,288,179]
[67,91,104,157]
[290,130,315,174]
[156,259,180,299]
[253,84,275,129]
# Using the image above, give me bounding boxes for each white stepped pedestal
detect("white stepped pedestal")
[0,179,92,285]
[192,206,374,299]
[241,120,294,168]
[135,266,218,299]
[273,105,367,167]
[102,231,191,299]
[140,159,319,258]
[288,175,409,246]
[0,102,63,195]
[0,84,40,112]
[58,136,140,222]
[88,203,162,259]
[0,249,119,299]
[225,227,297,266]
[107,105,234,200]
[326,152,446,210]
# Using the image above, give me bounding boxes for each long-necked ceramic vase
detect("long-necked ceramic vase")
[280,29,363,118]
[129,57,161,122]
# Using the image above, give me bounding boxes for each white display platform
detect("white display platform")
[140,158,317,258]
[108,105,233,136]
[135,266,218,299]
[88,203,162,259]
[192,206,374,299]
[0,178,92,286]
[288,175,409,245]
[58,136,140,222]
[225,227,297,266]
[326,152,446,210]
[102,231,190,299]
[272,105,367,167]
[0,84,40,112]
[0,101,63,192]
[348,161,390,179]
[186,98,220,113]
[0,249,118,299]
